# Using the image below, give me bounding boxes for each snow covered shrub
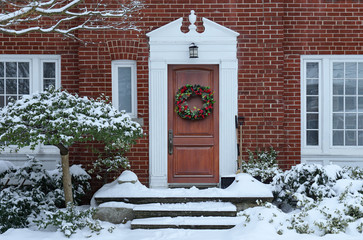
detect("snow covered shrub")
[342,166,363,180]
[36,206,102,238]
[272,163,343,208]
[0,156,90,233]
[287,182,363,236]
[239,147,282,183]
[88,155,130,180]
[0,87,143,205]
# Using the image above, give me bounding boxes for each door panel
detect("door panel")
[168,65,219,184]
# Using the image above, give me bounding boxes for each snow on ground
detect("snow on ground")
[2,209,362,240]
[2,170,362,239]
[93,173,272,202]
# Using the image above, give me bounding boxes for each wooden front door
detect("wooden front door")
[168,65,219,185]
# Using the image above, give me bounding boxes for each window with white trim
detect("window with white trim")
[0,55,60,107]
[302,56,363,163]
[0,55,61,164]
[112,60,137,118]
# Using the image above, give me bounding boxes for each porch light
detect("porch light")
[189,43,198,58]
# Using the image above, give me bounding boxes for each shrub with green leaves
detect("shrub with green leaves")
[239,147,282,183]
[36,206,102,238]
[0,156,90,233]
[272,163,344,208]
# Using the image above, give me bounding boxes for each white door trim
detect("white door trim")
[147,11,239,188]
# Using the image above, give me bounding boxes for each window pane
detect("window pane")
[18,62,29,78]
[333,96,344,112]
[307,62,319,78]
[0,79,3,94]
[307,130,318,145]
[307,113,318,129]
[43,62,55,78]
[333,62,344,78]
[118,67,132,113]
[345,79,356,95]
[333,79,344,95]
[345,62,357,78]
[6,62,16,77]
[359,97,363,112]
[359,63,363,78]
[359,80,363,95]
[359,131,363,146]
[359,114,363,129]
[18,79,29,94]
[345,131,356,146]
[333,113,344,129]
[306,96,318,112]
[345,113,356,129]
[307,78,318,95]
[6,79,17,94]
[0,62,3,78]
[0,96,3,107]
[44,79,55,90]
[345,97,356,112]
[333,131,344,146]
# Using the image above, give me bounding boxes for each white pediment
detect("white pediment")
[147,10,239,42]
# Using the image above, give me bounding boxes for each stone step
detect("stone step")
[133,202,237,218]
[95,196,272,211]
[131,216,242,230]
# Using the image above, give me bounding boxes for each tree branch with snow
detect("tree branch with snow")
[0,0,143,40]
[0,87,143,205]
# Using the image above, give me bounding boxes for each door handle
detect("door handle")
[168,129,173,155]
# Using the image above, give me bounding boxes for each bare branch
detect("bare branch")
[0,0,143,40]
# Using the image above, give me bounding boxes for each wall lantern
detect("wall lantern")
[189,43,198,58]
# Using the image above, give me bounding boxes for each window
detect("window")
[0,55,60,107]
[0,55,61,163]
[302,56,363,166]
[112,60,137,118]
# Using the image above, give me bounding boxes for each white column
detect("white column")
[149,61,168,188]
[219,60,238,177]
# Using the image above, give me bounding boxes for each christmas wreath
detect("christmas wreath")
[175,84,215,120]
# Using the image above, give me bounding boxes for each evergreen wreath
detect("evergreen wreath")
[175,84,215,120]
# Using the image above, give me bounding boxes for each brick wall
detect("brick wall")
[2,0,363,192]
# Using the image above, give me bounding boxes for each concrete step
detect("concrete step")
[95,196,272,211]
[133,202,237,218]
[131,216,242,230]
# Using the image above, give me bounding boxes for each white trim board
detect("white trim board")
[147,11,239,188]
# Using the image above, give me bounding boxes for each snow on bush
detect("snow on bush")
[239,147,282,183]
[238,163,363,236]
[272,163,344,209]
[0,87,143,153]
[0,156,90,233]
[0,87,143,204]
[36,206,103,238]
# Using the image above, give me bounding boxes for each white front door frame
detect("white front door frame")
[147,11,239,188]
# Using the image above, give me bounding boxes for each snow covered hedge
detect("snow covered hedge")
[240,163,363,236]
[0,156,90,233]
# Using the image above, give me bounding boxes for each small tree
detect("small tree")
[0,88,143,205]
[0,0,143,40]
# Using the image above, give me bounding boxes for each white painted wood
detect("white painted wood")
[301,55,363,167]
[148,11,239,188]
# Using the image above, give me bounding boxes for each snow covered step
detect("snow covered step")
[133,202,237,218]
[131,216,243,230]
